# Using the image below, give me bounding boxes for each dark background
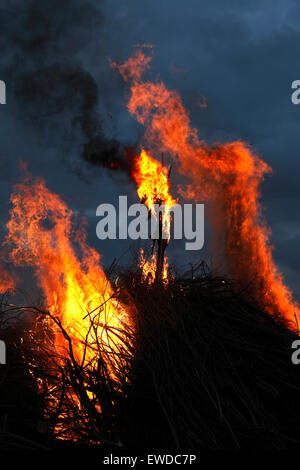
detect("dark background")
[1,0,300,299]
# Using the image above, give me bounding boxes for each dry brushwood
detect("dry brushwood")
[1,264,300,451]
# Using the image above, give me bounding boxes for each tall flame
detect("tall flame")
[132,148,176,283]
[5,176,129,363]
[133,148,176,231]
[113,50,299,324]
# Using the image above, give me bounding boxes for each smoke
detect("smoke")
[0,0,131,173]
[15,63,126,170]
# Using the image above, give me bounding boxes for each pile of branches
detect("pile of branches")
[1,263,300,450]
[0,292,133,450]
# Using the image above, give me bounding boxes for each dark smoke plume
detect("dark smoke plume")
[0,0,132,173]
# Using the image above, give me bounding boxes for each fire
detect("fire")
[139,249,156,284]
[114,50,300,324]
[133,148,176,234]
[0,265,15,292]
[5,176,130,364]
[109,49,152,82]
[132,149,176,283]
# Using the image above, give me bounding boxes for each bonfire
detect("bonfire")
[1,48,300,453]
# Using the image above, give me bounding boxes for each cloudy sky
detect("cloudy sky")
[1,0,300,299]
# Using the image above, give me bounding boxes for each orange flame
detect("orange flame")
[139,248,156,284]
[110,49,152,82]
[132,149,176,283]
[5,177,130,363]
[114,50,300,324]
[0,265,15,292]
[133,148,176,223]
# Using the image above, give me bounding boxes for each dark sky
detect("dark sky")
[1,0,300,299]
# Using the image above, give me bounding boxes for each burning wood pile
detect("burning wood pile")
[0,47,300,452]
[2,262,300,451]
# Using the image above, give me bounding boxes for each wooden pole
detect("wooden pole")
[155,210,169,281]
[154,152,171,281]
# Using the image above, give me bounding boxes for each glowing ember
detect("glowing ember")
[114,50,300,324]
[5,176,130,364]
